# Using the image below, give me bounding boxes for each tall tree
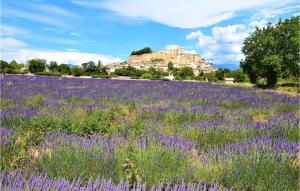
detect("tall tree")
[49,61,58,73]
[28,59,46,73]
[241,16,300,87]
[82,61,97,75]
[178,67,194,80]
[58,64,71,74]
[0,60,9,73]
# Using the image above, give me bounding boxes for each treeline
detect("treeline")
[0,58,246,82]
[111,62,247,82]
[0,59,109,78]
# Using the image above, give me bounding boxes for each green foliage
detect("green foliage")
[97,61,108,75]
[196,72,218,82]
[0,60,9,73]
[0,60,24,74]
[230,69,246,82]
[1,77,298,189]
[241,16,300,87]
[182,127,255,148]
[92,74,111,79]
[34,72,62,76]
[177,67,194,80]
[26,95,44,108]
[131,47,152,55]
[28,59,46,73]
[71,66,84,76]
[122,142,140,185]
[168,62,174,71]
[82,61,98,75]
[147,67,167,80]
[48,61,58,73]
[215,68,230,81]
[220,152,298,190]
[136,144,191,186]
[38,146,118,182]
[141,73,152,79]
[58,64,71,75]
[115,66,145,78]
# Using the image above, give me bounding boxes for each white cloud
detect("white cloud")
[1,38,122,65]
[185,3,299,66]
[186,24,251,65]
[249,5,299,27]
[31,3,78,18]
[184,50,197,54]
[82,0,296,28]
[1,37,27,49]
[2,2,80,29]
[165,44,198,54]
[1,25,28,35]
[70,32,81,37]
[165,44,181,49]
[66,48,80,52]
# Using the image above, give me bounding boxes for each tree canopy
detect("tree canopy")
[58,64,71,75]
[131,47,152,55]
[241,16,300,87]
[28,59,46,73]
[82,61,98,75]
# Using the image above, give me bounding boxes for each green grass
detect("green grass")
[228,81,299,94]
[26,95,44,107]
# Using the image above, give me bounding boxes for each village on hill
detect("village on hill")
[106,47,216,76]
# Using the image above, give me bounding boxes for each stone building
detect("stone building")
[106,48,216,75]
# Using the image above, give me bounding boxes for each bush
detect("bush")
[178,67,194,80]
[71,67,84,77]
[34,72,62,76]
[141,73,152,79]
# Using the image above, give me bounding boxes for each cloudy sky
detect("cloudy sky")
[1,0,299,69]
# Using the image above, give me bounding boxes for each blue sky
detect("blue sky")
[1,0,299,69]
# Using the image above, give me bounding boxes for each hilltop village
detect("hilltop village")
[106,48,216,76]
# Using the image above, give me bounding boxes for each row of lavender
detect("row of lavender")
[1,169,226,191]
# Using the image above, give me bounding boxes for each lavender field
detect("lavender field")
[0,75,299,191]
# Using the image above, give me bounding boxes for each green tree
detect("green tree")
[230,69,246,82]
[71,67,84,77]
[215,68,231,81]
[28,59,46,73]
[178,67,194,80]
[241,16,300,87]
[148,67,166,79]
[97,60,108,75]
[0,60,9,73]
[49,61,58,73]
[58,64,71,75]
[115,66,145,78]
[6,60,22,73]
[82,61,98,75]
[168,62,174,72]
[131,47,152,55]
